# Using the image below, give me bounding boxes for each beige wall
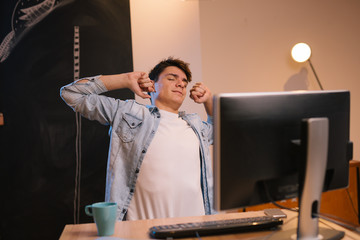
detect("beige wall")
[130,0,360,159]
[130,0,206,118]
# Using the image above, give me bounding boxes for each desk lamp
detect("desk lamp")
[291,43,324,90]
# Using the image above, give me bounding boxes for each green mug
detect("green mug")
[85,202,117,236]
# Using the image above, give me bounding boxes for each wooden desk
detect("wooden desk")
[59,210,359,240]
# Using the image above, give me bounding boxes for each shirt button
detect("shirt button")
[135,168,140,173]
[130,189,134,193]
[122,209,126,213]
[142,150,146,153]
[131,123,135,126]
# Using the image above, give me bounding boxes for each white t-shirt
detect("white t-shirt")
[127,109,205,220]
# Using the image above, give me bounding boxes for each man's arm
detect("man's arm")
[79,72,155,98]
[60,72,155,125]
[189,82,213,116]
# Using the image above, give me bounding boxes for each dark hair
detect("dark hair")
[149,57,192,83]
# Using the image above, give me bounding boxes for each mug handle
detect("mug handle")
[85,205,93,216]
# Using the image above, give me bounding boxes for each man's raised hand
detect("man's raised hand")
[127,72,155,99]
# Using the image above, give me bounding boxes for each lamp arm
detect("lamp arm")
[308,59,324,90]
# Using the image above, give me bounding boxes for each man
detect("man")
[60,57,214,220]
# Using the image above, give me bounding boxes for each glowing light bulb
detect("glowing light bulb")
[291,43,311,63]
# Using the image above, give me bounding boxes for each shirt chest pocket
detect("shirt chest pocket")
[116,113,143,143]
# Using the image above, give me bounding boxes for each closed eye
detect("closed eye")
[166,73,188,86]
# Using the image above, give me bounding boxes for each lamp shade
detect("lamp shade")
[291,43,312,62]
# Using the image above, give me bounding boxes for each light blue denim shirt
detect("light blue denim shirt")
[60,76,214,220]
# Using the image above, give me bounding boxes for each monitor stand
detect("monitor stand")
[269,118,344,240]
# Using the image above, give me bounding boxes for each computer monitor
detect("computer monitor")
[213,90,353,239]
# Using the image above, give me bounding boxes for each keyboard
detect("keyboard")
[148,215,283,239]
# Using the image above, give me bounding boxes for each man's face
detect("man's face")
[153,66,189,113]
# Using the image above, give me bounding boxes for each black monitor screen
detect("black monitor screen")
[213,90,352,211]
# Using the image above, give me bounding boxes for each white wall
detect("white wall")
[130,0,360,159]
[130,0,206,119]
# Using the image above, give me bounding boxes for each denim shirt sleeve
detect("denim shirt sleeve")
[60,75,126,125]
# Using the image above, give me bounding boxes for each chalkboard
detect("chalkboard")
[0,1,133,239]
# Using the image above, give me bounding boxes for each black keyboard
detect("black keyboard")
[148,215,283,239]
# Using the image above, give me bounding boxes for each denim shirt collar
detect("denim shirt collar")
[146,105,186,118]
